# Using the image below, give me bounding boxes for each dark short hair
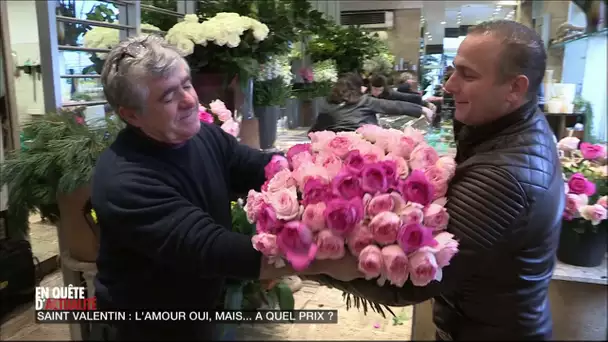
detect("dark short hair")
[327,73,364,104]
[369,74,388,88]
[468,20,546,99]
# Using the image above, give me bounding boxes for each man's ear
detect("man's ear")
[508,75,529,103]
[118,107,141,127]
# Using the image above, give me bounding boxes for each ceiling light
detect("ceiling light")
[440,21,446,25]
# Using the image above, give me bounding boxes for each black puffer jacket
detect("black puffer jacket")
[312,100,565,340]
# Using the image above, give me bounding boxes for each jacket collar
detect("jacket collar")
[456,100,538,161]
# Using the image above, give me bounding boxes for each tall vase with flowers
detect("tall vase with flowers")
[253,55,294,149]
[557,136,608,267]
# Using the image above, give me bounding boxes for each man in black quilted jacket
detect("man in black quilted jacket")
[314,20,565,340]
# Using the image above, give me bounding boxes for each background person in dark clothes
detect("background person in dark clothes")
[309,73,432,133]
[368,74,437,118]
[395,71,420,94]
[91,35,359,341]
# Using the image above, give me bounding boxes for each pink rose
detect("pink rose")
[367,194,395,217]
[344,150,366,175]
[324,197,364,236]
[264,155,290,180]
[436,156,456,178]
[267,187,300,221]
[291,151,314,170]
[315,152,343,178]
[423,204,449,231]
[403,127,425,145]
[302,178,333,206]
[597,196,608,208]
[308,131,336,152]
[580,204,608,225]
[198,107,214,123]
[384,154,409,179]
[244,190,265,223]
[567,173,596,196]
[277,221,318,271]
[369,211,401,245]
[314,229,345,260]
[209,99,228,114]
[220,118,239,137]
[400,202,424,225]
[397,223,437,254]
[286,143,312,163]
[361,163,389,194]
[358,245,384,280]
[432,232,459,268]
[387,135,417,159]
[266,169,296,193]
[326,136,353,158]
[256,203,282,234]
[424,166,450,200]
[381,245,409,287]
[557,136,580,152]
[251,233,279,257]
[356,124,384,142]
[332,171,364,200]
[379,160,398,186]
[347,223,375,256]
[408,250,440,286]
[302,202,327,232]
[293,163,330,190]
[564,193,588,220]
[409,144,439,171]
[580,142,607,160]
[214,109,233,122]
[398,170,434,206]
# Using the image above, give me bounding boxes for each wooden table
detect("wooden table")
[411,256,607,340]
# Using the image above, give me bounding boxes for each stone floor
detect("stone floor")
[28,214,60,264]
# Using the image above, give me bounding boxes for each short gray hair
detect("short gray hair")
[100,35,189,113]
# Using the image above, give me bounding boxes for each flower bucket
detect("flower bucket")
[285,98,300,129]
[299,97,323,128]
[56,186,99,262]
[255,106,280,150]
[557,219,607,267]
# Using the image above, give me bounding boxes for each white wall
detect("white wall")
[6,0,45,122]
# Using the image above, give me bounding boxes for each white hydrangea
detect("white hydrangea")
[165,12,269,56]
[257,55,293,86]
[312,59,338,83]
[83,23,162,59]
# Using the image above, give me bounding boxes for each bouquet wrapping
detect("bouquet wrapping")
[246,125,460,288]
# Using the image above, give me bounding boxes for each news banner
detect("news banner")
[35,286,337,324]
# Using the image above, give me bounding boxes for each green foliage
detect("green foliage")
[140,0,179,32]
[308,25,382,74]
[292,81,332,100]
[253,78,292,107]
[0,110,124,236]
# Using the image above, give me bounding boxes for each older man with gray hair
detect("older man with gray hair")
[91,35,352,340]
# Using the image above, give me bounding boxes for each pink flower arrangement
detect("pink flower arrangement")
[558,137,607,228]
[198,100,240,137]
[245,126,460,287]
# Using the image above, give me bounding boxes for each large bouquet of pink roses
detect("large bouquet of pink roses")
[198,99,240,137]
[245,124,459,288]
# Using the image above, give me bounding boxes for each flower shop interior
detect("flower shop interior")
[0,0,606,340]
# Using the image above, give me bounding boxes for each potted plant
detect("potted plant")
[292,59,336,127]
[557,137,607,267]
[253,55,293,149]
[0,109,123,261]
[219,200,294,340]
